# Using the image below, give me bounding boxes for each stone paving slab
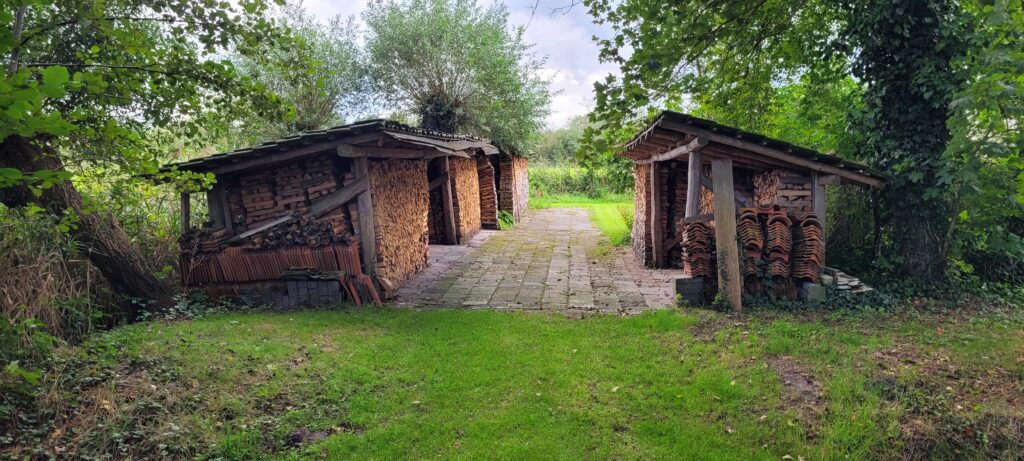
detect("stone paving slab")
[393,208,677,315]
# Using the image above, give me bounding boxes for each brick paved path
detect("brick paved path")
[393,208,677,315]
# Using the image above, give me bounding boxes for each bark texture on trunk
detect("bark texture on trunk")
[1,135,173,316]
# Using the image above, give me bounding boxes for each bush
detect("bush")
[529,165,630,198]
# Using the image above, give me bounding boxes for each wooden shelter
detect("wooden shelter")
[622,111,888,310]
[165,119,514,306]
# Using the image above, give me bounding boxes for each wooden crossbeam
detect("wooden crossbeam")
[227,215,295,244]
[309,176,368,218]
[638,136,708,164]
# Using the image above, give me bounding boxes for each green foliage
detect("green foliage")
[363,0,550,151]
[529,165,630,198]
[496,210,515,230]
[533,115,587,164]
[227,4,370,146]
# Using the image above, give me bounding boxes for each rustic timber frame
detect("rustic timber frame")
[165,119,510,303]
[622,111,888,311]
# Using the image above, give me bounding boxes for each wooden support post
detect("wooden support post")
[711,158,742,312]
[180,192,191,232]
[685,151,702,217]
[353,157,377,279]
[811,172,826,228]
[441,156,458,245]
[217,185,234,233]
[650,161,664,267]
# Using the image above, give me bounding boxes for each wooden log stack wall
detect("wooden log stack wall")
[632,163,652,265]
[497,153,529,222]
[477,156,499,229]
[449,156,481,242]
[368,158,430,288]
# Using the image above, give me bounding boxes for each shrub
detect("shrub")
[529,165,630,198]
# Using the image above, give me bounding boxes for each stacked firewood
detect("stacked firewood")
[792,212,824,282]
[776,174,812,211]
[249,214,353,250]
[366,159,430,288]
[272,163,309,217]
[699,165,714,214]
[753,170,781,207]
[179,227,232,255]
[683,222,715,278]
[302,157,339,201]
[240,173,276,225]
[737,208,764,290]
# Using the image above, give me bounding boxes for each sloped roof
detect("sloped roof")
[622,111,888,187]
[164,119,500,174]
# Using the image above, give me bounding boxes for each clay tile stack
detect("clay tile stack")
[683,222,716,278]
[765,211,793,279]
[737,208,764,278]
[792,212,824,283]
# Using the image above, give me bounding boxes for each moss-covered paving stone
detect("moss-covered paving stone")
[394,208,676,314]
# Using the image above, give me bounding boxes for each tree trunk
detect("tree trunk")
[0,135,174,316]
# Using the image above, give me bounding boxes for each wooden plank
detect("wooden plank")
[226,215,295,243]
[206,187,225,229]
[428,172,449,191]
[661,120,885,188]
[637,136,708,164]
[353,157,377,279]
[664,233,685,252]
[309,176,368,217]
[685,151,702,217]
[441,157,458,245]
[211,138,367,175]
[216,184,234,233]
[338,144,441,159]
[650,161,664,267]
[811,171,827,232]
[711,158,742,312]
[180,192,191,232]
[683,213,714,224]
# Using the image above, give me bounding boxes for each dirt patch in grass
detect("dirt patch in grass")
[768,356,825,434]
[872,343,1024,460]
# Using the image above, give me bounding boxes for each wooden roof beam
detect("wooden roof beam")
[637,136,709,165]
[660,120,885,188]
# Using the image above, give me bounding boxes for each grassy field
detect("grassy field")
[530,193,634,245]
[14,306,1023,460]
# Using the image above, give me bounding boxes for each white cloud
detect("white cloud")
[301,0,619,129]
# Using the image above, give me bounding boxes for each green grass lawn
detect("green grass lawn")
[530,193,634,245]
[20,306,1023,460]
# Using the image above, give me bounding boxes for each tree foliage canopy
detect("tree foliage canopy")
[364,0,551,151]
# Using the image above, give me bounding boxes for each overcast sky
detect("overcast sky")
[302,0,618,129]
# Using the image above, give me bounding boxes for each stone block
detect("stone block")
[799,282,826,303]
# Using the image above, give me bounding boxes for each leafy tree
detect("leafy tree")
[0,0,287,313]
[583,0,1022,281]
[534,115,587,164]
[363,0,551,151]
[228,3,370,147]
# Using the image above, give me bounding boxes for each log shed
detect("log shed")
[621,111,889,311]
[163,119,504,306]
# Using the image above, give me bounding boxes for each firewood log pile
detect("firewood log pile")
[240,172,275,225]
[683,222,715,278]
[753,170,781,206]
[367,159,430,288]
[248,214,354,250]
